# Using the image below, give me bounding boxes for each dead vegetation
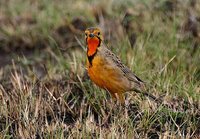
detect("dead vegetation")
[0,0,200,138]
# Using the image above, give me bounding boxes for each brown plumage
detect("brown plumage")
[85,27,158,103]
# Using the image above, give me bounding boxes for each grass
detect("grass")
[0,0,200,138]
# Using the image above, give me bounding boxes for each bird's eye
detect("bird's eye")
[97,32,100,35]
[85,33,87,36]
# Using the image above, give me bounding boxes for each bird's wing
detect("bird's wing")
[101,45,162,102]
[103,46,144,84]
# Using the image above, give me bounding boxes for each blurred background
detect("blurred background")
[0,0,200,138]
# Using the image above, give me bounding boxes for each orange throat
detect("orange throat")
[87,37,100,56]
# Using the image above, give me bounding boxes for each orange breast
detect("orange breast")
[87,55,130,94]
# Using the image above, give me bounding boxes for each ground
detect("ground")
[0,0,200,138]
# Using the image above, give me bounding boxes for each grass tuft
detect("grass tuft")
[0,0,200,138]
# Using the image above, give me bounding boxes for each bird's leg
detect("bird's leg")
[116,93,125,104]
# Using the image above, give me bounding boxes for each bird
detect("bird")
[84,27,159,103]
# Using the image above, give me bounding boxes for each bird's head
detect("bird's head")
[85,27,103,56]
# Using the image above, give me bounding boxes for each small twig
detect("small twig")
[159,55,176,74]
[75,35,86,52]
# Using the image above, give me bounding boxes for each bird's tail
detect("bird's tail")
[132,88,162,104]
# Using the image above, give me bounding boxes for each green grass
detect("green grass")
[0,0,200,138]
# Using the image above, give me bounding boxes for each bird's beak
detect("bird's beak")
[89,33,95,38]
